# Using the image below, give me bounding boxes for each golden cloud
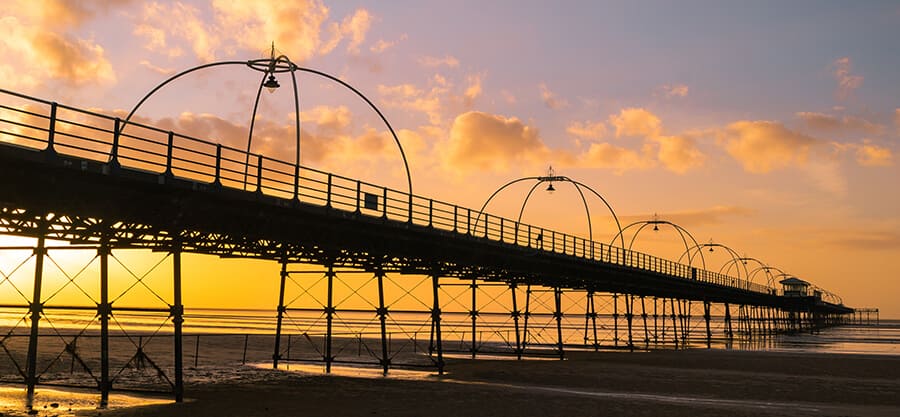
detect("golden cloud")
[653,135,705,174]
[720,121,819,173]
[619,206,755,228]
[135,0,373,63]
[609,108,661,138]
[854,141,893,167]
[0,0,117,88]
[446,111,546,171]
[566,121,607,140]
[582,142,654,173]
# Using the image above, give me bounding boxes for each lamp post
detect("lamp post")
[677,241,749,282]
[610,216,705,268]
[121,44,413,218]
[474,166,625,252]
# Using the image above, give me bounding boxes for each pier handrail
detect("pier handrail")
[0,88,777,296]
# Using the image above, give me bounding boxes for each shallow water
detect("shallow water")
[0,386,168,417]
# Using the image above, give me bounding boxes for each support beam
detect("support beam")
[25,227,47,410]
[724,303,733,340]
[589,291,599,351]
[375,268,390,375]
[172,245,184,402]
[554,287,564,359]
[640,296,649,348]
[510,283,522,359]
[99,238,111,407]
[324,263,335,373]
[470,276,478,358]
[613,293,619,347]
[522,285,532,354]
[272,258,288,369]
[624,294,634,350]
[430,271,444,375]
[703,301,711,349]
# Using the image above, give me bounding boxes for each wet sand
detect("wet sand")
[87,349,900,417]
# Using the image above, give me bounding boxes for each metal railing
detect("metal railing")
[0,88,774,296]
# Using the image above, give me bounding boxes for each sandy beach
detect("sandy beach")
[61,348,897,417]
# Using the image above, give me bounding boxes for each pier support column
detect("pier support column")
[554,287,564,359]
[703,301,711,349]
[653,297,659,344]
[589,291,599,351]
[510,283,522,359]
[624,294,634,350]
[613,293,619,347]
[640,296,649,348]
[324,263,335,373]
[670,298,678,349]
[375,267,390,375]
[273,258,288,369]
[99,238,111,407]
[172,244,184,403]
[724,303,733,339]
[522,285,532,353]
[430,271,444,374]
[25,227,47,410]
[469,276,478,358]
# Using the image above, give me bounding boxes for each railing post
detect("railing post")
[326,174,333,209]
[213,144,222,186]
[45,102,57,155]
[293,164,300,202]
[453,206,458,233]
[108,118,121,170]
[500,218,504,242]
[256,155,263,194]
[355,180,361,213]
[165,132,174,177]
[467,208,472,235]
[382,187,388,219]
[428,199,434,228]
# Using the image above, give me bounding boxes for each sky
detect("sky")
[1,0,899,317]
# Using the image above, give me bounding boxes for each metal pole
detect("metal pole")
[25,227,47,410]
[376,268,390,375]
[641,296,649,348]
[470,276,478,358]
[324,263,335,373]
[273,258,288,369]
[590,291,599,351]
[725,303,733,339]
[172,246,184,402]
[670,298,678,349]
[625,294,634,350]
[653,297,658,344]
[554,287,564,359]
[99,238,110,407]
[523,285,531,353]
[704,301,711,349]
[613,293,619,347]
[431,271,444,374]
[510,283,522,360]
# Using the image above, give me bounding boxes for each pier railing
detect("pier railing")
[0,88,774,295]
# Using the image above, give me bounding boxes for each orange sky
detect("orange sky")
[1,0,898,317]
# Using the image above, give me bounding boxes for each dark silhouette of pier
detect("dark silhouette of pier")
[0,87,854,406]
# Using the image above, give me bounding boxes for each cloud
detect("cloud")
[853,141,893,167]
[445,111,546,171]
[653,135,705,174]
[658,84,689,98]
[720,121,820,173]
[417,55,459,68]
[795,112,883,135]
[539,83,568,110]
[139,59,175,76]
[581,143,654,173]
[369,33,406,53]
[830,57,863,100]
[826,230,900,251]
[134,0,373,63]
[463,73,483,105]
[609,108,662,138]
[0,0,118,88]
[300,105,353,132]
[566,121,607,140]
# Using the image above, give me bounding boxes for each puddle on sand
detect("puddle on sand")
[250,362,438,381]
[0,386,170,417]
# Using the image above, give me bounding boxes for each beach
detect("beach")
[73,348,900,417]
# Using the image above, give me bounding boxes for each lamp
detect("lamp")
[546,182,555,193]
[263,74,280,93]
